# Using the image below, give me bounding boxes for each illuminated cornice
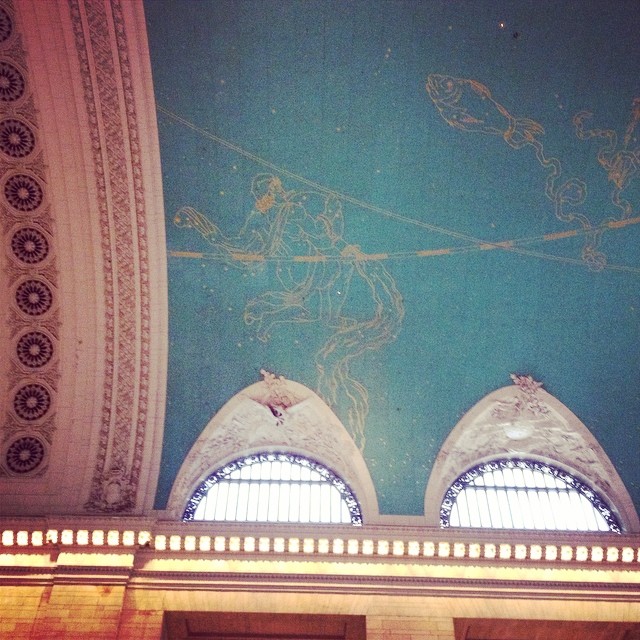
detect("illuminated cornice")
[1,519,639,600]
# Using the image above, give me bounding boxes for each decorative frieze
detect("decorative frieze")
[0,0,58,479]
[67,0,154,512]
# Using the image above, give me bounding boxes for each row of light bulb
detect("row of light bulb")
[1,529,637,564]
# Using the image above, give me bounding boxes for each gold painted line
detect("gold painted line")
[415,248,452,257]
[160,106,640,275]
[543,229,578,241]
[293,255,327,263]
[360,253,389,261]
[607,216,640,229]
[230,253,264,262]
[479,241,514,250]
[157,104,490,244]
[170,250,204,258]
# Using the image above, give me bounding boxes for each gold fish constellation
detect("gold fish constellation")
[426,74,605,270]
[426,74,544,149]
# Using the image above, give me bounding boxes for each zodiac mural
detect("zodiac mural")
[426,74,640,270]
[169,78,637,453]
[175,174,404,451]
[574,99,640,220]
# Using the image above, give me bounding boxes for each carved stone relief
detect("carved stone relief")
[424,375,640,531]
[66,0,157,513]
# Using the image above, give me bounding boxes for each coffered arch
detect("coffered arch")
[0,0,167,515]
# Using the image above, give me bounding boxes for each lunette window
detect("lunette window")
[183,452,362,525]
[440,458,621,533]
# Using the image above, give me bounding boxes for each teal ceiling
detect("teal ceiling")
[145,0,640,516]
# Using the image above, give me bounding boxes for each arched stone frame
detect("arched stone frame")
[424,376,640,532]
[165,372,380,523]
[0,0,168,515]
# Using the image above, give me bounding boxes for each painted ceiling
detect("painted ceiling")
[144,0,640,516]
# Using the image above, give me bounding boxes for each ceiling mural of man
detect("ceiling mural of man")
[174,173,404,452]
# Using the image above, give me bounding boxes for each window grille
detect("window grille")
[440,459,621,533]
[183,452,362,525]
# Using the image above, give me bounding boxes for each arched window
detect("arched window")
[424,376,639,532]
[166,373,379,523]
[183,451,362,525]
[440,458,621,532]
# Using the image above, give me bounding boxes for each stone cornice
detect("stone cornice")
[1,519,639,600]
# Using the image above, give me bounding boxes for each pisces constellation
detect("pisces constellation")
[426,74,640,270]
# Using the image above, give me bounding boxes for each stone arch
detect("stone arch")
[424,376,639,532]
[165,371,379,522]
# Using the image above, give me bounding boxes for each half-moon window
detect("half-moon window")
[440,459,621,533]
[184,452,362,525]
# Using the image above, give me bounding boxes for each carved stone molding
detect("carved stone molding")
[165,373,380,522]
[64,0,167,513]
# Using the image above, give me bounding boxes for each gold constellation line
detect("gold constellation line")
[159,105,640,274]
[170,215,640,274]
